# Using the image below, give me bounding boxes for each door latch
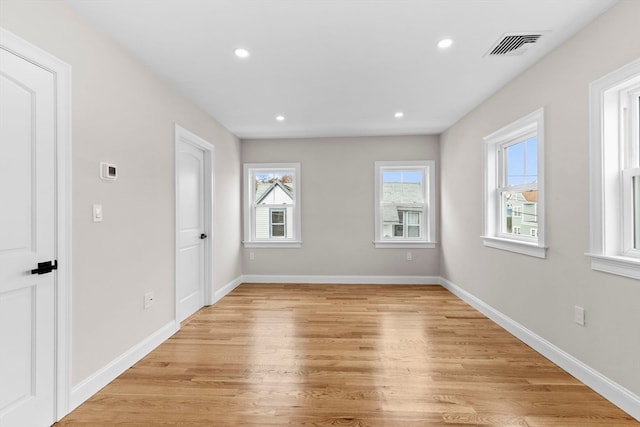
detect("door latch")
[31,260,58,275]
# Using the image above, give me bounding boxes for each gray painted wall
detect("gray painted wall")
[0,1,243,384]
[241,136,440,277]
[440,0,640,396]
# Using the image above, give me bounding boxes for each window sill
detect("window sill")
[481,236,547,258]
[586,253,640,280]
[243,241,302,249]
[374,240,437,249]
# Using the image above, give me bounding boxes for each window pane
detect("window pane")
[501,191,538,239]
[506,137,537,186]
[637,95,640,167]
[271,225,285,237]
[636,98,640,248]
[394,209,404,237]
[255,206,269,239]
[523,200,538,224]
[634,175,640,249]
[502,193,512,234]
[382,170,424,203]
[386,210,422,238]
[271,210,284,224]
[406,211,420,225]
[254,171,295,203]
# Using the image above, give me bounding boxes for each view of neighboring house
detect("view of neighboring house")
[255,179,294,239]
[382,181,424,239]
[505,191,538,237]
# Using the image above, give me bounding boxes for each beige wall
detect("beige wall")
[0,1,242,384]
[440,0,640,395]
[241,135,440,277]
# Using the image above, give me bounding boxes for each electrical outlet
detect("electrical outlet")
[144,291,154,309]
[574,305,585,326]
[249,251,255,261]
[406,252,413,261]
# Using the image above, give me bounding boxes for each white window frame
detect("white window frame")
[243,163,301,248]
[482,108,547,258]
[374,160,436,249]
[588,58,640,279]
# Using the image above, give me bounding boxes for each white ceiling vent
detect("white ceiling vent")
[485,33,543,57]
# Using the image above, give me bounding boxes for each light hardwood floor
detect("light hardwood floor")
[55,284,637,426]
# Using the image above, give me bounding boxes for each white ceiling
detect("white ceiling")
[65,0,618,139]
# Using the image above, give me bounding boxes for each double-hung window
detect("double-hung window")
[243,163,301,248]
[588,58,640,279]
[483,108,546,258]
[269,208,286,238]
[374,160,436,248]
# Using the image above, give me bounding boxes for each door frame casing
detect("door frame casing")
[0,27,72,421]
[174,124,215,322]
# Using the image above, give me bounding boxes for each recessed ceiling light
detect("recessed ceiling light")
[394,111,404,119]
[276,115,285,122]
[437,38,454,49]
[234,48,250,58]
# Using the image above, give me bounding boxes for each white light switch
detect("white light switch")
[574,305,585,326]
[93,204,103,222]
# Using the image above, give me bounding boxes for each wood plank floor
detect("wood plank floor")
[55,284,638,426]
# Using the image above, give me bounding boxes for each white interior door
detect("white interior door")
[176,141,207,322]
[0,48,57,426]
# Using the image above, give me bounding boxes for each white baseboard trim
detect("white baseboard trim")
[69,320,179,413]
[439,277,640,422]
[241,274,441,285]
[212,275,243,304]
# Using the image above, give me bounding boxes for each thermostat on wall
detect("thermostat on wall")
[100,162,118,181]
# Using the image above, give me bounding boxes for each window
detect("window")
[394,210,421,238]
[269,208,286,238]
[513,206,522,218]
[588,58,640,279]
[483,108,546,258]
[374,160,436,248]
[243,163,301,248]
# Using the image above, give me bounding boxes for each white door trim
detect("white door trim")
[175,124,215,322]
[0,27,72,421]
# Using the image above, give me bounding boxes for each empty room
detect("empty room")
[1,0,639,425]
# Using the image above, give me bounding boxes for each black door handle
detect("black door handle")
[200,233,208,239]
[31,260,58,275]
